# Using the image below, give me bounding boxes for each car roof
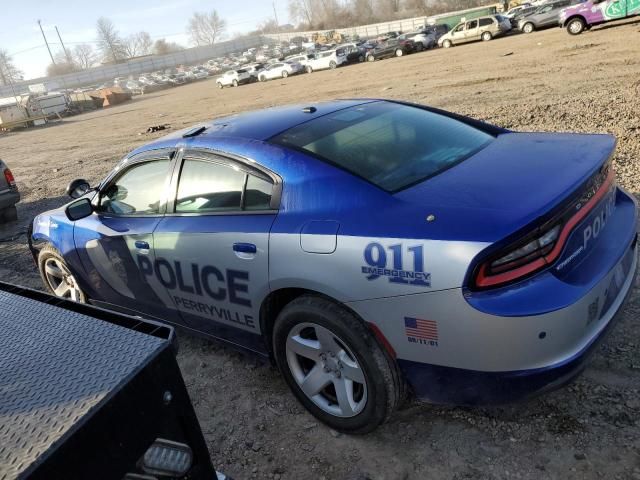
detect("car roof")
[131,99,378,155]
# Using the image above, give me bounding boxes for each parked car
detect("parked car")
[420,24,450,41]
[257,61,304,81]
[0,158,19,223]
[244,63,267,82]
[438,15,511,47]
[509,5,538,27]
[340,43,367,63]
[518,0,580,32]
[32,99,637,433]
[365,39,414,61]
[216,69,251,88]
[399,30,437,51]
[305,49,347,73]
[285,53,315,67]
[166,74,186,86]
[560,0,640,34]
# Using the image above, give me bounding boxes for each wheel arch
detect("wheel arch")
[563,14,586,27]
[259,287,397,362]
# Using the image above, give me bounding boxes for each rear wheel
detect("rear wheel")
[217,82,223,89]
[306,65,313,73]
[358,54,364,62]
[523,22,534,33]
[395,48,404,57]
[443,39,452,48]
[329,60,337,69]
[273,295,402,434]
[367,54,375,62]
[415,42,424,52]
[232,79,239,87]
[567,17,586,35]
[282,70,289,78]
[0,205,17,223]
[482,31,493,41]
[38,245,87,303]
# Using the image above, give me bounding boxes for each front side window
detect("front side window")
[271,101,493,192]
[99,160,169,215]
[466,20,479,29]
[175,158,274,213]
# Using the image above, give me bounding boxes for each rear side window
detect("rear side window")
[271,101,493,193]
[479,18,494,26]
[175,158,274,213]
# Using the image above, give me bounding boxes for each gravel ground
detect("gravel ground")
[1,18,640,479]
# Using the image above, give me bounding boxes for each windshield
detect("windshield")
[271,101,494,192]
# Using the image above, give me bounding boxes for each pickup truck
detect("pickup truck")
[560,0,640,34]
[0,280,224,480]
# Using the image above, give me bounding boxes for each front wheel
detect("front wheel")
[38,245,87,303]
[395,48,404,57]
[273,296,402,434]
[567,17,586,35]
[523,22,534,33]
[442,39,452,48]
[282,70,289,78]
[306,65,313,73]
[415,42,424,52]
[366,54,375,62]
[232,79,239,87]
[217,82,223,89]
[329,60,337,69]
[481,31,493,41]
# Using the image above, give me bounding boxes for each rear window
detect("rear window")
[271,101,493,192]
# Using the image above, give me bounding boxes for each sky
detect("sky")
[1,0,290,80]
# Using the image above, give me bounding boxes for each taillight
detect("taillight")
[472,167,615,289]
[4,168,16,187]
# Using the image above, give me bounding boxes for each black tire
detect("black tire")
[395,49,404,57]
[358,54,364,62]
[482,31,493,41]
[443,39,452,48]
[273,295,402,434]
[523,22,535,34]
[329,60,337,69]
[232,79,239,87]
[306,65,313,73]
[37,244,87,303]
[0,205,17,223]
[217,82,223,89]
[415,42,424,52]
[282,70,289,78]
[566,17,586,35]
[366,54,375,62]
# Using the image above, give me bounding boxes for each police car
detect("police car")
[30,99,637,433]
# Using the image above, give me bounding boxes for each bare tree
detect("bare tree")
[187,10,227,46]
[152,39,184,55]
[0,49,22,86]
[73,44,97,69]
[96,17,123,63]
[122,31,153,58]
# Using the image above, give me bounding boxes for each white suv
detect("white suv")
[305,50,346,73]
[216,69,251,88]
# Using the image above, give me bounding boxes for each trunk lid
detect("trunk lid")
[394,132,616,242]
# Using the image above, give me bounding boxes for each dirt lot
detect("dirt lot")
[2,18,640,479]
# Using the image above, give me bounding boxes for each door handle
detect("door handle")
[233,243,257,254]
[135,240,150,250]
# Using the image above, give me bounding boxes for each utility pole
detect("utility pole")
[55,26,73,64]
[37,20,56,65]
[272,1,280,27]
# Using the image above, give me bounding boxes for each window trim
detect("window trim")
[165,149,281,217]
[92,148,176,218]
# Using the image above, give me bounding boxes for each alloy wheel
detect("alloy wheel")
[44,258,83,302]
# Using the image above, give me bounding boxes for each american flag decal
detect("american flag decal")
[404,317,438,341]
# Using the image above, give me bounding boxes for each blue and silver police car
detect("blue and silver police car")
[30,99,637,433]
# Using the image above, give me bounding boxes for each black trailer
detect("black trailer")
[0,281,218,480]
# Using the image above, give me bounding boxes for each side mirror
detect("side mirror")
[65,198,93,221]
[66,179,91,199]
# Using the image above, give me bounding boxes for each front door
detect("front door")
[151,151,278,353]
[73,152,177,320]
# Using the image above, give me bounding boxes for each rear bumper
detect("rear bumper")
[0,189,19,209]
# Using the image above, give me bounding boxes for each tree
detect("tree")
[73,44,97,69]
[187,10,227,46]
[96,17,123,63]
[122,31,153,58]
[0,49,22,86]
[152,39,184,56]
[46,61,78,77]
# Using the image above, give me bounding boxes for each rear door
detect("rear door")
[152,149,280,351]
[73,150,178,320]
